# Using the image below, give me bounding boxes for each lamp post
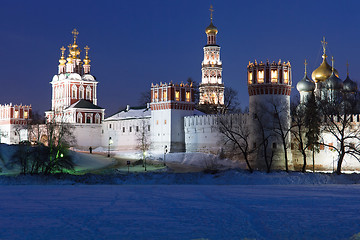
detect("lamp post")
[107,137,112,157]
[164,145,167,166]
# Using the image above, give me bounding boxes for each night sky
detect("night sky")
[1,0,360,116]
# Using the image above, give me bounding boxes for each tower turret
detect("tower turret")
[247,59,292,170]
[58,46,67,74]
[83,45,91,74]
[199,5,224,111]
[297,59,315,104]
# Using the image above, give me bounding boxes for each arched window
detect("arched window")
[86,86,92,100]
[95,113,101,124]
[86,115,91,124]
[79,86,84,99]
[72,85,77,99]
[77,113,83,123]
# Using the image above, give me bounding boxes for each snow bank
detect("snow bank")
[0,170,359,185]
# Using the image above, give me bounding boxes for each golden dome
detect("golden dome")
[311,54,339,82]
[205,22,218,35]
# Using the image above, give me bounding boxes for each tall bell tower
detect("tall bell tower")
[199,5,224,109]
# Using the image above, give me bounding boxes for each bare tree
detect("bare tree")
[218,113,253,172]
[271,101,292,172]
[319,97,360,174]
[136,120,151,171]
[138,91,151,106]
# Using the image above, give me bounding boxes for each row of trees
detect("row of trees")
[219,92,360,175]
[7,114,76,175]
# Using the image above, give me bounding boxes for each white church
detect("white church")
[3,8,360,172]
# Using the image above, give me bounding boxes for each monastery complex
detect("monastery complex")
[2,7,360,172]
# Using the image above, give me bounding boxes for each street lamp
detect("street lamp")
[107,137,113,157]
[164,145,168,166]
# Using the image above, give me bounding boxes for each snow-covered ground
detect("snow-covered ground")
[1,184,360,240]
[1,144,360,239]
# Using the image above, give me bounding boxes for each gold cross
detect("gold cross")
[72,28,79,39]
[331,56,334,71]
[321,36,327,55]
[346,61,349,76]
[60,46,66,57]
[209,5,214,22]
[304,59,307,74]
[84,45,90,55]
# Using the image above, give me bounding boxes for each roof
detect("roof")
[67,99,104,110]
[105,106,151,121]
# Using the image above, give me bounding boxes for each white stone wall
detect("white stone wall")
[72,124,102,150]
[151,108,194,153]
[102,118,151,152]
[184,114,222,154]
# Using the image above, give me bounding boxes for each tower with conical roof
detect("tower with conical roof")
[199,5,224,111]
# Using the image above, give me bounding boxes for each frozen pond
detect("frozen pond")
[1,184,359,239]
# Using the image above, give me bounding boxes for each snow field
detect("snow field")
[1,185,360,240]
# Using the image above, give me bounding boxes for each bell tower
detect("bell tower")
[199,5,224,110]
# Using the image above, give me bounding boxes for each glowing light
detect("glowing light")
[258,70,264,83]
[284,70,289,84]
[186,92,190,102]
[271,70,278,83]
[248,72,253,84]
[175,91,180,101]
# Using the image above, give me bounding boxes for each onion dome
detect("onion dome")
[311,37,339,82]
[325,57,343,90]
[297,60,315,92]
[343,63,357,92]
[205,5,218,35]
[205,22,218,35]
[311,54,339,82]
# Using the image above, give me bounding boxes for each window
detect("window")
[271,70,277,83]
[186,92,190,102]
[320,144,324,150]
[272,142,277,149]
[123,127,125,132]
[95,114,101,124]
[328,143,333,150]
[129,127,132,132]
[154,91,158,101]
[136,126,139,132]
[258,70,264,83]
[164,120,167,125]
[72,85,77,99]
[175,90,180,101]
[14,110,19,118]
[86,115,91,124]
[109,124,112,129]
[156,120,159,125]
[248,72,253,84]
[148,125,150,131]
[79,86,84,99]
[24,111,28,119]
[77,113,83,123]
[163,90,167,101]
[86,86,91,100]
[284,70,289,84]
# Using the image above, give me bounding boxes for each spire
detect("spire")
[304,59,307,75]
[331,56,334,72]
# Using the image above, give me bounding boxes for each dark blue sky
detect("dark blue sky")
[1,0,360,116]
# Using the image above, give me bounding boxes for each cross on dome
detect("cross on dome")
[72,28,79,42]
[304,59,307,74]
[209,5,214,22]
[321,36,327,55]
